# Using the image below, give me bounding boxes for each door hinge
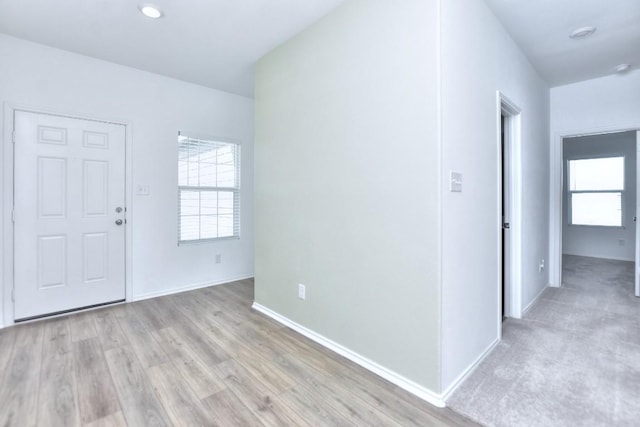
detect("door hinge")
[12,131,16,144]
[11,210,15,223]
[503,222,510,229]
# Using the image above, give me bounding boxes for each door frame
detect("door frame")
[2,103,134,327]
[550,123,640,288]
[496,92,523,331]
[637,131,640,297]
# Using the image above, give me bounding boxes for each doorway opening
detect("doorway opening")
[501,113,507,319]
[559,130,638,297]
[550,127,640,293]
[497,92,523,328]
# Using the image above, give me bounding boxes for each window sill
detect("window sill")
[568,224,626,229]
[178,236,240,246]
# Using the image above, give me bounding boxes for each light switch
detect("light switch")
[136,184,150,196]
[450,171,462,192]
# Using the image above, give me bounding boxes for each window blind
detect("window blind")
[178,132,240,242]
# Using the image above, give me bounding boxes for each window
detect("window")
[178,132,240,242]
[568,156,624,227]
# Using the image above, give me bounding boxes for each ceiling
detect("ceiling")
[484,0,640,87]
[0,0,345,97]
[0,0,637,95]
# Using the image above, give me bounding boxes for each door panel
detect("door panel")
[14,111,126,320]
[38,157,67,217]
[37,235,67,288]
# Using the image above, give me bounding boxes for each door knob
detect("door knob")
[115,219,123,226]
[115,207,123,213]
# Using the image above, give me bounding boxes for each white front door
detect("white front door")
[13,111,126,320]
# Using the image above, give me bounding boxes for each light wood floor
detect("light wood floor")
[0,279,478,426]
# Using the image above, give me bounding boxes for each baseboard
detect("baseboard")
[251,302,446,408]
[133,274,254,302]
[440,337,500,402]
[522,283,548,315]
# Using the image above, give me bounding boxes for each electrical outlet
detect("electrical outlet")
[215,254,221,264]
[298,284,306,300]
[539,259,545,273]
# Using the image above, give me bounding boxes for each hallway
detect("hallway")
[448,255,640,426]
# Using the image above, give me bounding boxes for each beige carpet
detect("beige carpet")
[448,255,640,427]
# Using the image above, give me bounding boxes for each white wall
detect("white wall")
[551,73,640,133]
[0,34,254,326]
[255,0,443,395]
[562,132,636,261]
[550,72,640,285]
[440,0,550,392]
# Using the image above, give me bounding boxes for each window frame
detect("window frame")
[177,132,241,244]
[566,154,625,228]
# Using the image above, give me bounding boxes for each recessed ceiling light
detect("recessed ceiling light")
[614,63,631,73]
[569,26,596,39]
[139,4,163,19]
